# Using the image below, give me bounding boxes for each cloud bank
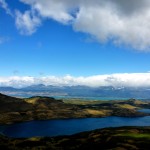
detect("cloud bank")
[0,73,150,88]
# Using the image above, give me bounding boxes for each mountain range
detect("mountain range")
[0,84,150,99]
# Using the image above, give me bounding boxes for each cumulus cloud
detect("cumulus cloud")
[0,73,150,88]
[15,10,41,35]
[0,0,13,16]
[14,0,150,50]
[74,0,150,50]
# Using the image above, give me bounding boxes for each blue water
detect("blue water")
[138,109,150,113]
[1,116,150,138]
[4,92,150,101]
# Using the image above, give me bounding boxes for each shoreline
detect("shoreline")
[1,126,150,150]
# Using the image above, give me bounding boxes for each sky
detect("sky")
[0,0,150,87]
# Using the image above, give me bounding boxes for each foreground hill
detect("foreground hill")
[0,93,150,124]
[0,126,150,150]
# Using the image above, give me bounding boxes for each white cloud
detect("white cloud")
[0,76,35,88]
[20,0,76,24]
[15,10,41,35]
[0,73,150,88]
[0,36,9,44]
[0,0,13,16]
[16,0,150,51]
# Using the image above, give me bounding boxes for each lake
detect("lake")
[4,93,147,100]
[54,96,134,100]
[1,116,150,138]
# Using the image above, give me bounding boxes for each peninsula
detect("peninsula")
[0,93,150,124]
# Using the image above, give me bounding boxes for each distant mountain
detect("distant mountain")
[0,86,19,91]
[0,84,150,99]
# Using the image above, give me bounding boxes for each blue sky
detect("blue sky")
[0,0,150,87]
